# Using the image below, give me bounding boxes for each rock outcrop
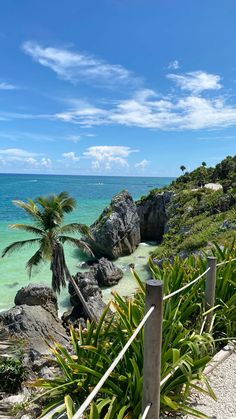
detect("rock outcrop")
[91,257,123,286]
[64,272,107,327]
[137,191,173,242]
[14,284,58,315]
[0,284,68,355]
[87,190,140,259]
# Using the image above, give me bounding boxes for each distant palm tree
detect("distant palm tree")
[180,165,186,173]
[202,161,207,167]
[2,192,94,319]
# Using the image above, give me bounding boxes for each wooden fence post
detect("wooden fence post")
[142,280,163,419]
[205,256,217,332]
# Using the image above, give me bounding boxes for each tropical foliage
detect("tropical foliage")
[2,192,92,293]
[30,243,235,418]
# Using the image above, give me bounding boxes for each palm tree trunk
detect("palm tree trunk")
[68,274,95,322]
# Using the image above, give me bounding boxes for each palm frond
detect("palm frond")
[58,235,94,257]
[26,249,44,277]
[9,224,44,236]
[2,238,41,257]
[60,223,92,238]
[57,192,76,213]
[12,199,42,222]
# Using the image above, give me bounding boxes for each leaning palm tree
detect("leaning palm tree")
[2,192,94,320]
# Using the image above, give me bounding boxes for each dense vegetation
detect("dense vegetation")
[152,156,236,259]
[33,243,236,418]
[0,331,25,395]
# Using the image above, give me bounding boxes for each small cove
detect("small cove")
[0,174,172,314]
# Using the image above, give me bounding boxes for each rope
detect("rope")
[216,256,236,267]
[163,267,210,301]
[160,366,180,387]
[72,305,155,419]
[141,403,151,419]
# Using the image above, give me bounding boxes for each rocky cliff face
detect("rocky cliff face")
[87,190,140,259]
[136,191,173,242]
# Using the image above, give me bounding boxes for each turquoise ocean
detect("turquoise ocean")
[0,174,173,314]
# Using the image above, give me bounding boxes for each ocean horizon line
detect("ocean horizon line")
[0,172,176,179]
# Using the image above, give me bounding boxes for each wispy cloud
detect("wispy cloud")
[0,148,38,159]
[167,60,180,70]
[53,77,236,131]
[0,82,18,90]
[167,71,222,93]
[0,131,56,142]
[22,41,139,87]
[2,69,236,132]
[83,145,138,170]
[135,159,150,169]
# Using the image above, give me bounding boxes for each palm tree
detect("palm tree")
[202,161,207,167]
[180,165,186,173]
[2,192,94,320]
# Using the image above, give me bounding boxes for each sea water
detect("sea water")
[0,174,173,314]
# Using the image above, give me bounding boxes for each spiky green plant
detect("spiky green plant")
[29,242,236,418]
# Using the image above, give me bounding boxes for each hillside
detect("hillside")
[149,156,236,259]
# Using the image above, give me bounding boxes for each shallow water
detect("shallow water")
[0,174,172,314]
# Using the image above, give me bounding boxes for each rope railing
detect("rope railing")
[216,256,236,267]
[71,254,234,419]
[160,365,180,387]
[141,403,151,419]
[72,305,155,419]
[163,267,210,301]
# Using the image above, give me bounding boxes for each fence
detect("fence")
[69,255,235,419]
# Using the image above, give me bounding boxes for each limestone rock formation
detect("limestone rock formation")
[91,257,123,286]
[0,284,68,354]
[137,191,173,242]
[14,283,58,315]
[87,190,140,259]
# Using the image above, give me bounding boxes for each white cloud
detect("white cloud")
[41,157,52,168]
[135,159,150,169]
[0,148,38,159]
[167,71,222,93]
[2,69,236,132]
[0,82,17,90]
[52,81,236,131]
[62,151,79,161]
[0,148,52,170]
[83,146,138,170]
[167,60,180,70]
[55,105,108,127]
[22,41,138,86]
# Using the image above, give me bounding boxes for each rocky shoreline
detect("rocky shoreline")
[0,188,171,414]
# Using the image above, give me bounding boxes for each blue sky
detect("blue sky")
[1,0,236,176]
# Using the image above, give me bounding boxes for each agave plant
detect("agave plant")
[27,242,236,418]
[31,262,218,418]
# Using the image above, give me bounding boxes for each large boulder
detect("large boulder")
[137,191,173,242]
[14,284,58,315]
[87,190,140,259]
[91,257,123,286]
[0,285,68,354]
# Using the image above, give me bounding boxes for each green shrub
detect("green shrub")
[0,357,25,393]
